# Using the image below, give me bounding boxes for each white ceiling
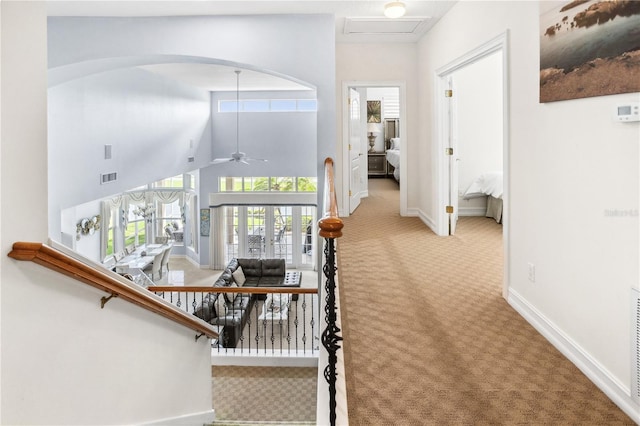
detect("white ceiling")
[137,64,315,92]
[47,1,457,91]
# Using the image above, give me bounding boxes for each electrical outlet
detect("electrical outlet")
[527,262,536,283]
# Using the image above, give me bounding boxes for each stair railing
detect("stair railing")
[318,157,344,426]
[7,241,219,340]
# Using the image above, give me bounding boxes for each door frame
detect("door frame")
[434,31,510,298]
[341,81,407,217]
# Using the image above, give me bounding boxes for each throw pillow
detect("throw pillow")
[391,138,400,150]
[215,293,227,317]
[224,282,238,303]
[232,266,246,286]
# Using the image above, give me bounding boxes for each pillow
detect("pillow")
[268,294,290,313]
[390,138,400,150]
[232,266,246,286]
[224,282,238,303]
[194,294,216,322]
[215,294,227,318]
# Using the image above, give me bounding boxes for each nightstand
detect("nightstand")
[368,152,387,177]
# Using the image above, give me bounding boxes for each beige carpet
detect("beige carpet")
[338,178,634,425]
[212,366,317,423]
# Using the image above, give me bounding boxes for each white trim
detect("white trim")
[434,31,510,300]
[416,208,437,235]
[342,80,408,217]
[212,351,319,367]
[458,207,487,217]
[139,409,215,426]
[508,288,640,424]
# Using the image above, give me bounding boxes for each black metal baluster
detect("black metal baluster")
[311,294,316,354]
[322,237,342,426]
[302,293,308,352]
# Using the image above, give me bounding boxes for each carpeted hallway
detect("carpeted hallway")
[338,178,633,425]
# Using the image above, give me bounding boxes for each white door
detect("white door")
[447,77,460,235]
[349,88,363,213]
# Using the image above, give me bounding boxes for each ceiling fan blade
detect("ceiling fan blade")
[239,159,250,165]
[210,157,234,164]
[245,157,268,163]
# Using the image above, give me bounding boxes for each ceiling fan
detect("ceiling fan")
[211,70,267,165]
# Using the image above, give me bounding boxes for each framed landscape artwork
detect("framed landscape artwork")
[200,208,210,237]
[540,0,640,103]
[367,100,381,123]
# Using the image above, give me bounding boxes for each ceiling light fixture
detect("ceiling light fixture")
[384,1,406,19]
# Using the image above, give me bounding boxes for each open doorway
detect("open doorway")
[342,81,407,216]
[435,32,509,297]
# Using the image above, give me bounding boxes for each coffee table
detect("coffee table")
[283,271,302,300]
[258,294,290,338]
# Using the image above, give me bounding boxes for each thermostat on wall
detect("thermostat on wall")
[614,102,639,122]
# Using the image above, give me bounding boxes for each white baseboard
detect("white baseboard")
[415,208,438,235]
[140,409,215,426]
[508,289,640,424]
[458,207,486,216]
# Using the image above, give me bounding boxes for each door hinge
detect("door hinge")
[349,190,352,197]
[445,89,453,98]
[446,205,454,214]
[348,97,351,106]
[349,144,352,151]
[445,148,454,155]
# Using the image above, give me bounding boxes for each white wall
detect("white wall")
[209,90,317,177]
[2,3,214,425]
[417,1,639,420]
[60,199,103,259]
[48,67,212,240]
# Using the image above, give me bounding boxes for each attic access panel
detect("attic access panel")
[344,17,430,35]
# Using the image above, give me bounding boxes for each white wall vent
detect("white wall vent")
[100,172,117,185]
[632,288,640,405]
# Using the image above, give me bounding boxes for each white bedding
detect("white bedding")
[385,149,400,181]
[463,171,503,200]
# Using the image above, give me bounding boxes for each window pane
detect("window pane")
[297,99,317,111]
[271,99,296,111]
[270,177,294,191]
[154,174,183,188]
[243,100,269,112]
[219,100,238,112]
[297,177,317,192]
[249,177,269,191]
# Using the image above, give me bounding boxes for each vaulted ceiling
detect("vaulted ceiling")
[47,1,457,43]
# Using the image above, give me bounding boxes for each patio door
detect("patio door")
[222,205,316,268]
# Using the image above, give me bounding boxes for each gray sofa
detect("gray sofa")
[194,258,286,348]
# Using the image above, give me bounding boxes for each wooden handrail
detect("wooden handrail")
[318,157,344,239]
[148,286,318,295]
[8,242,219,340]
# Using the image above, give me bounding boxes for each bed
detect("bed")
[462,171,503,223]
[386,138,401,181]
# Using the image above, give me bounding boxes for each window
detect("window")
[125,205,146,247]
[157,199,182,243]
[219,177,317,192]
[221,205,316,268]
[218,99,317,113]
[106,209,116,257]
[153,174,183,189]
